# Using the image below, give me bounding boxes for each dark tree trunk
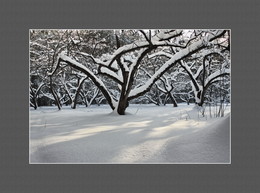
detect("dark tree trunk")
[30,89,38,109]
[168,93,178,107]
[71,91,79,109]
[33,97,38,109]
[71,77,87,109]
[30,84,45,110]
[49,76,61,110]
[117,97,128,115]
[197,89,206,107]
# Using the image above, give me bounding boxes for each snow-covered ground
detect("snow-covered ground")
[29,104,230,164]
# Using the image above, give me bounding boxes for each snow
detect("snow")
[205,69,230,86]
[30,42,49,50]
[99,66,123,83]
[148,50,173,59]
[129,39,208,98]
[77,52,104,65]
[153,30,182,41]
[30,104,230,164]
[55,52,117,107]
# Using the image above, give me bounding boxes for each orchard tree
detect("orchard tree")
[149,39,230,106]
[47,29,228,114]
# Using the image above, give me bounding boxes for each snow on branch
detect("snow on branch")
[30,42,49,50]
[99,66,123,84]
[153,30,183,42]
[106,30,184,68]
[107,41,149,67]
[52,52,117,109]
[35,83,46,96]
[39,93,55,101]
[205,69,230,87]
[128,48,146,70]
[76,52,106,66]
[128,31,226,100]
[148,50,173,59]
[194,51,229,79]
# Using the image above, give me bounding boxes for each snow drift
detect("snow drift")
[30,104,230,164]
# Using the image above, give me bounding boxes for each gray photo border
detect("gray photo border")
[1,0,260,193]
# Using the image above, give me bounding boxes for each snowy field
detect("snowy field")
[29,104,230,164]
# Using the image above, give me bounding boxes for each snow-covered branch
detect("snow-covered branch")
[128,38,208,99]
[99,66,123,85]
[205,69,230,87]
[107,30,184,68]
[53,52,117,110]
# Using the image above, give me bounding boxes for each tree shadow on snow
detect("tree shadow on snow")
[30,109,230,163]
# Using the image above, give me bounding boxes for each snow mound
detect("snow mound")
[163,114,230,163]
